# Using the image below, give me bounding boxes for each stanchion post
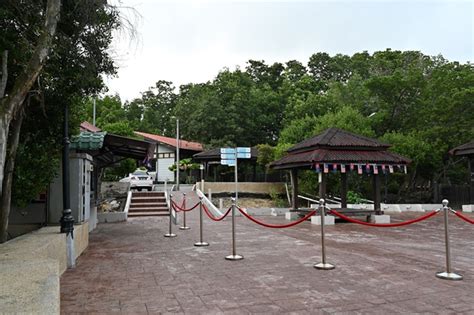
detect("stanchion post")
[225,197,243,261]
[180,192,190,230]
[164,193,177,238]
[195,197,209,247]
[314,198,335,270]
[436,199,462,280]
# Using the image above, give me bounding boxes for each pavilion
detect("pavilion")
[449,140,474,206]
[270,128,411,215]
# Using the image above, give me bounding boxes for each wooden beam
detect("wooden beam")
[290,169,298,210]
[470,157,474,204]
[319,172,326,201]
[373,169,382,215]
[341,172,348,208]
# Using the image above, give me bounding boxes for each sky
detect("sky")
[104,0,474,102]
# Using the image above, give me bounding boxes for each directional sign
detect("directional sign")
[236,152,251,159]
[221,159,236,166]
[220,153,235,160]
[220,148,236,154]
[236,147,251,153]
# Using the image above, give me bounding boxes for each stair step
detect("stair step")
[129,207,169,212]
[130,203,167,208]
[132,192,165,197]
[131,197,166,203]
[128,211,169,217]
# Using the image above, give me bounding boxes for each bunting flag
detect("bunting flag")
[366,163,371,173]
[357,164,363,174]
[373,164,379,174]
[389,165,394,173]
[341,164,346,173]
[350,163,355,171]
[403,165,407,174]
[323,163,329,173]
[315,163,321,173]
[381,164,386,174]
[332,163,338,173]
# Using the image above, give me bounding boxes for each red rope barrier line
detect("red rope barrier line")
[236,206,317,228]
[171,200,200,212]
[202,204,232,221]
[454,211,474,224]
[328,209,439,227]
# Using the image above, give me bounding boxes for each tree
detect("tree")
[0,0,61,242]
[1,0,121,241]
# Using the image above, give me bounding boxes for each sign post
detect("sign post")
[220,147,251,204]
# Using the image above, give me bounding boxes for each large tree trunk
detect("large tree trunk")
[0,113,24,242]
[0,0,61,242]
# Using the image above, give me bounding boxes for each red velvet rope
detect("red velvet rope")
[454,211,474,224]
[328,209,439,227]
[202,204,233,221]
[171,200,199,212]
[236,206,316,228]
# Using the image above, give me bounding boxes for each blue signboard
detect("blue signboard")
[221,159,236,166]
[236,152,251,159]
[220,153,235,159]
[220,148,236,154]
[236,147,251,153]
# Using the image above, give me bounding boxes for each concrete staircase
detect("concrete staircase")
[128,191,169,217]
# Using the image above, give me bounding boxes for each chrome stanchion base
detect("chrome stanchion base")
[164,233,177,238]
[314,263,335,270]
[179,226,191,230]
[436,271,463,281]
[225,254,244,261]
[194,242,209,247]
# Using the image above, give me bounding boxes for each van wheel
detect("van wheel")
[147,187,152,191]
[137,188,142,191]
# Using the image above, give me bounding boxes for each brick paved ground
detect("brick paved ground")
[61,192,474,314]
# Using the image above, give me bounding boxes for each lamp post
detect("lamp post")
[60,103,75,268]
[175,118,180,191]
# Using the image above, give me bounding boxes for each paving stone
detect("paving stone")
[61,192,474,314]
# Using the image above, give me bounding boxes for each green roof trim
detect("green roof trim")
[70,132,107,150]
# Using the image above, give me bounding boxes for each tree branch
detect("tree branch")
[2,0,61,119]
[0,50,7,99]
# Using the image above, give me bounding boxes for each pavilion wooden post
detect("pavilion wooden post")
[290,169,298,210]
[319,172,327,200]
[469,157,474,204]
[340,172,348,208]
[373,168,382,215]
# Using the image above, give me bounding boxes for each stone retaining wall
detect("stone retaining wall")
[0,223,89,314]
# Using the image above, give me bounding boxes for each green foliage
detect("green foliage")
[103,159,136,181]
[101,121,135,137]
[6,1,121,205]
[347,191,364,204]
[256,144,275,168]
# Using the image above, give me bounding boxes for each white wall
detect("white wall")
[155,144,175,182]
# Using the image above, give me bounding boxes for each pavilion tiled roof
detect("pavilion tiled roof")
[134,131,203,152]
[449,140,474,156]
[271,128,410,170]
[288,128,390,153]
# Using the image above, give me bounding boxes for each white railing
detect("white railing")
[165,184,178,224]
[196,188,223,217]
[124,190,132,218]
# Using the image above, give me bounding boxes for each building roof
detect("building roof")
[80,121,101,133]
[70,132,106,150]
[193,147,258,161]
[134,131,203,152]
[449,140,474,156]
[271,128,410,170]
[288,128,390,153]
[71,132,155,167]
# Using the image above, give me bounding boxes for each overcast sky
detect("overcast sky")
[104,0,474,102]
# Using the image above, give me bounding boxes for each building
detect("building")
[134,131,203,183]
